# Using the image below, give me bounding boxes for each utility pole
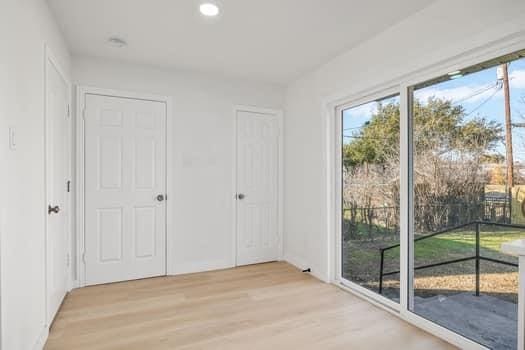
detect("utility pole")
[501,63,514,188]
[500,63,514,224]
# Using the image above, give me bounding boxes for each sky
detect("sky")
[343,57,525,161]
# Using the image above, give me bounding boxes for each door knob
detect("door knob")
[156,194,165,202]
[48,205,60,215]
[237,193,245,200]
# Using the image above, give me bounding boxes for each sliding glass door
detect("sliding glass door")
[408,51,525,350]
[341,94,400,303]
[339,48,525,349]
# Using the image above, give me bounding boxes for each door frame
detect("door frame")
[76,86,173,287]
[232,105,284,266]
[44,44,72,325]
[323,31,525,350]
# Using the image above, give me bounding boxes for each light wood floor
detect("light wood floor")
[45,262,455,350]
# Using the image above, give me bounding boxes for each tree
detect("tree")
[343,102,399,167]
[489,166,506,185]
[343,98,503,167]
[342,97,505,237]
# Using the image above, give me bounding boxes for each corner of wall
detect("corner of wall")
[283,253,307,271]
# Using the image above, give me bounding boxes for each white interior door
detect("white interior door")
[84,94,167,286]
[236,109,281,266]
[45,59,69,325]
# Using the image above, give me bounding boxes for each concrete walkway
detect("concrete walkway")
[415,293,517,349]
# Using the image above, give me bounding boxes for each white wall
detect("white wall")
[0,0,70,349]
[72,57,285,277]
[283,0,525,282]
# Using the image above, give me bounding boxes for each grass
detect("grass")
[342,227,525,301]
[415,229,523,264]
[347,228,524,269]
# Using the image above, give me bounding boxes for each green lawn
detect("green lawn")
[342,227,524,290]
[415,229,522,264]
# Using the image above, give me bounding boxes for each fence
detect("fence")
[342,200,511,241]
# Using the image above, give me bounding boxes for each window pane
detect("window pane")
[410,50,525,349]
[342,94,400,302]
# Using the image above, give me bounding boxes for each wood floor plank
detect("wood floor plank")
[45,262,455,350]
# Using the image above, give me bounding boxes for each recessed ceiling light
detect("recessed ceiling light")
[450,73,463,80]
[447,70,461,76]
[107,37,127,48]
[199,2,220,17]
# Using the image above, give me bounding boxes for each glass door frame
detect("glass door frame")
[333,86,402,313]
[328,34,525,350]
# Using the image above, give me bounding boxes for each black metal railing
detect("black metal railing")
[378,221,522,295]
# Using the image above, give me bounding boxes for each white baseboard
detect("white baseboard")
[309,268,330,283]
[170,260,234,275]
[283,254,330,283]
[283,254,308,271]
[70,261,235,287]
[32,325,49,350]
[67,276,76,291]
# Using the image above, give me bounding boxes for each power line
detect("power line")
[452,81,500,105]
[464,85,502,116]
[343,125,365,131]
[343,121,370,131]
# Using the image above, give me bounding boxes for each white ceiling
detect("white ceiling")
[47,0,435,84]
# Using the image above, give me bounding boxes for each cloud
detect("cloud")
[343,70,525,122]
[415,69,525,106]
[343,101,378,119]
[510,69,525,89]
[343,95,399,120]
[415,84,501,105]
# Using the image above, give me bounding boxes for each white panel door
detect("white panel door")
[84,94,167,285]
[236,110,280,266]
[45,60,69,324]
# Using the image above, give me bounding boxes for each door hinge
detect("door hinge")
[66,253,70,267]
[82,252,86,264]
[82,107,86,120]
[66,180,71,193]
[66,104,71,119]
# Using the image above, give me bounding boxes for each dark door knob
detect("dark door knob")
[156,194,165,202]
[238,193,245,200]
[48,205,60,215]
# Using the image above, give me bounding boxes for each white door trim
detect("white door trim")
[76,86,174,287]
[44,43,72,325]
[232,105,284,266]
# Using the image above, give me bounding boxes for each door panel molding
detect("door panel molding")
[233,105,284,266]
[76,86,173,287]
